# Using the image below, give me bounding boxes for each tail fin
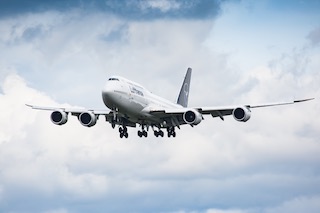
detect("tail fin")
[177,68,192,108]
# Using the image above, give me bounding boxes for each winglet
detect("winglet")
[249,97,315,108]
[177,68,192,108]
[294,98,315,103]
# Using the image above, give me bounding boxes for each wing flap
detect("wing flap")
[150,108,186,115]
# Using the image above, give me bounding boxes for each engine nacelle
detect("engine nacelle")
[51,110,68,125]
[79,111,97,127]
[233,107,251,122]
[183,109,202,125]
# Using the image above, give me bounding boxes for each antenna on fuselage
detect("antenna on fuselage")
[177,67,192,108]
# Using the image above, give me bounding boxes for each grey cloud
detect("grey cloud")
[307,27,320,46]
[22,25,45,41]
[0,0,79,17]
[102,0,228,20]
[0,0,228,20]
[0,2,320,213]
[265,196,320,213]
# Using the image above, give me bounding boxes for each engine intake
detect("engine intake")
[233,107,251,122]
[51,110,68,125]
[183,109,202,125]
[79,112,97,127]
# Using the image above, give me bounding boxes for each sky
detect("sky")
[0,0,320,212]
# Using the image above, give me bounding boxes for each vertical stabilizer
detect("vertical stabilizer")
[177,68,192,107]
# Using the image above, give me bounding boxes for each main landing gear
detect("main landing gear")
[137,126,175,138]
[167,127,176,137]
[154,130,164,137]
[138,130,148,137]
[119,126,128,138]
[137,125,148,137]
[118,125,176,138]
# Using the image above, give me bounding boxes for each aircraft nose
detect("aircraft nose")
[102,81,116,99]
[102,80,124,108]
[102,83,113,94]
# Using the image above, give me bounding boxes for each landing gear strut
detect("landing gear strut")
[119,126,128,138]
[111,108,118,129]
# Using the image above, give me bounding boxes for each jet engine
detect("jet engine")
[233,107,251,122]
[183,109,202,125]
[79,111,97,127]
[51,110,68,125]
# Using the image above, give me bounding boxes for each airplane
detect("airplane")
[26,68,314,138]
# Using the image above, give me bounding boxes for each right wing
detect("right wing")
[149,98,315,124]
[198,97,315,119]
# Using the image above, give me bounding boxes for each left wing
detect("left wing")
[25,104,136,128]
[25,104,109,116]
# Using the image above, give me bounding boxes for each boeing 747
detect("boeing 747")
[27,68,313,138]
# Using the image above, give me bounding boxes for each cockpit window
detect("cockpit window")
[108,78,119,81]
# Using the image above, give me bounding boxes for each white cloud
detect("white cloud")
[206,209,248,213]
[43,209,69,213]
[0,74,112,210]
[168,209,250,213]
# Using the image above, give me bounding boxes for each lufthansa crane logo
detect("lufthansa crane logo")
[184,83,189,97]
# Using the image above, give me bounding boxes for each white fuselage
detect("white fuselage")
[102,76,183,122]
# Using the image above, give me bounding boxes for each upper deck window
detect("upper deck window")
[108,77,119,81]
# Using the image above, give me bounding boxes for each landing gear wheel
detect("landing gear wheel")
[138,130,148,137]
[167,127,176,138]
[119,126,128,138]
[154,130,164,137]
